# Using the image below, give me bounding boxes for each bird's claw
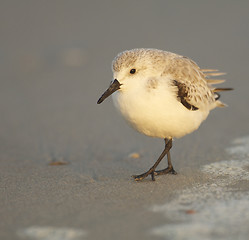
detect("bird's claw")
[132,169,156,181]
[132,166,177,181]
[154,167,177,176]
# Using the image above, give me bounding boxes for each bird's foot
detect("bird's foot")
[154,166,177,176]
[132,166,177,181]
[132,168,156,181]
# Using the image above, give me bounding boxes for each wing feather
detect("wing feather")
[163,55,231,109]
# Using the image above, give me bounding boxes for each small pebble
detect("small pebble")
[129,152,141,159]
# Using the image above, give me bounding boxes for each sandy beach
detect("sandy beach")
[1,1,249,239]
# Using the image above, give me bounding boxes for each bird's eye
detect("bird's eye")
[130,69,136,74]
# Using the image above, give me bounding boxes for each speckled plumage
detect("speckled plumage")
[97,48,232,181]
[112,48,225,111]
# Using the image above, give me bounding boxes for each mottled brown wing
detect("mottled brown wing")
[163,56,217,109]
[172,80,199,111]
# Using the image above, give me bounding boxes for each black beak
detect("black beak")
[97,79,122,104]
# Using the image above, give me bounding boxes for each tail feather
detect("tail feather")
[216,100,227,108]
[206,79,225,84]
[201,69,219,72]
[204,72,226,77]
[213,88,233,108]
[213,88,234,92]
[202,69,232,108]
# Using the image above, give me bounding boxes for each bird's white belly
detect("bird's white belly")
[112,89,209,139]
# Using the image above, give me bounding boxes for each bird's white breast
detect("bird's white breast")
[112,78,209,139]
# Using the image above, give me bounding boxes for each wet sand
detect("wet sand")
[1,1,249,239]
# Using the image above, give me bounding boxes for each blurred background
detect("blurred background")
[1,1,249,239]
[1,0,248,169]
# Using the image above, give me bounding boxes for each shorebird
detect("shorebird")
[97,48,232,181]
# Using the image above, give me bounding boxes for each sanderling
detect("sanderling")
[97,48,232,181]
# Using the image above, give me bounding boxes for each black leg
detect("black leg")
[155,138,177,176]
[132,138,173,181]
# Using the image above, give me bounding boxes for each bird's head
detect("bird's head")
[97,48,166,104]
